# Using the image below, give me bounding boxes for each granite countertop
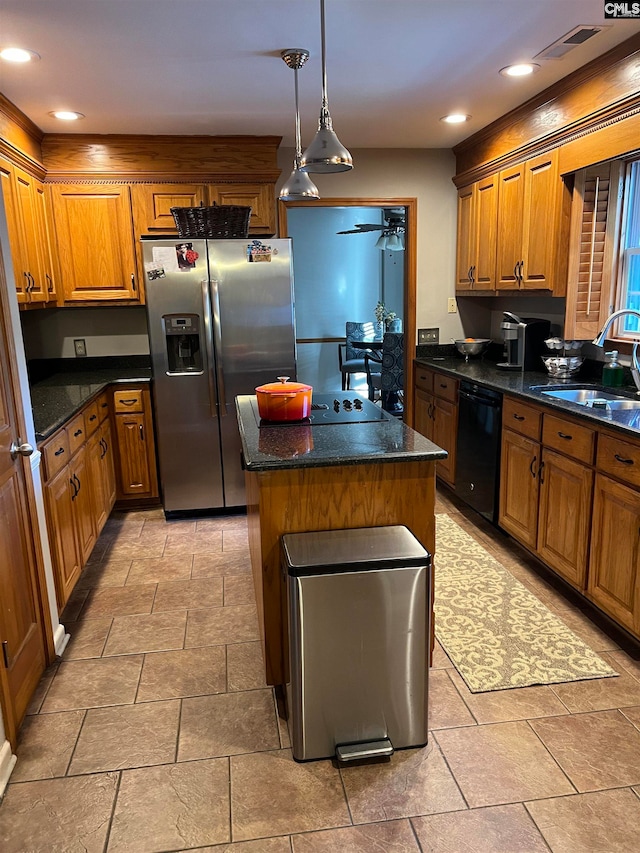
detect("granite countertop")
[236,394,448,471]
[31,368,152,441]
[415,356,640,438]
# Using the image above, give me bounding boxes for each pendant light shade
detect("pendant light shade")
[300,0,353,174]
[279,49,320,202]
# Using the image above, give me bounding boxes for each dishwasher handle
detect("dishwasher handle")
[459,388,503,409]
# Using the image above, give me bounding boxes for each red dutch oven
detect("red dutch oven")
[255,376,313,422]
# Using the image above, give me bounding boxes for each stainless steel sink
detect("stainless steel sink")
[534,386,640,408]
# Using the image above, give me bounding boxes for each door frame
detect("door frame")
[279,197,418,424]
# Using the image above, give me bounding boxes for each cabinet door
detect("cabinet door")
[115,412,154,497]
[433,398,457,486]
[475,175,498,290]
[588,474,640,636]
[34,182,58,302]
[208,183,275,235]
[499,429,539,548]
[521,151,559,291]
[0,157,28,303]
[537,448,593,589]
[455,184,475,290]
[131,183,207,234]
[45,465,81,612]
[414,388,434,440]
[101,419,117,514]
[12,169,48,302]
[49,184,139,302]
[88,419,116,534]
[496,164,525,290]
[70,445,96,565]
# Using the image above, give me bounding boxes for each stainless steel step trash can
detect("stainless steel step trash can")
[282,525,431,762]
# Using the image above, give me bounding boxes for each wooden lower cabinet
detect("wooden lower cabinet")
[499,428,540,549]
[537,448,593,588]
[44,462,82,610]
[112,386,159,502]
[588,475,640,635]
[42,396,118,612]
[413,368,458,486]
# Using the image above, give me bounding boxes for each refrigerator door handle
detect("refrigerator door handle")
[201,278,221,419]
[209,278,228,417]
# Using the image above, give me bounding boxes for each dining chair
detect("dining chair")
[339,321,379,390]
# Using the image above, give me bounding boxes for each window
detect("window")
[617,159,640,337]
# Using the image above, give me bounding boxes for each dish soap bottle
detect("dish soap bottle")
[602,351,624,387]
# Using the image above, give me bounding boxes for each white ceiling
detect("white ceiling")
[0,1,639,149]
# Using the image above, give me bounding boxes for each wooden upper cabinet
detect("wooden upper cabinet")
[496,164,525,290]
[455,176,497,292]
[0,159,56,305]
[208,183,275,236]
[496,150,570,294]
[48,183,140,303]
[34,182,58,301]
[131,183,207,234]
[564,161,623,339]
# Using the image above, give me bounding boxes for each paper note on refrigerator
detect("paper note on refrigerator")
[152,246,180,273]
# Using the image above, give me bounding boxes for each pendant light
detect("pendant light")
[279,49,320,201]
[300,0,353,173]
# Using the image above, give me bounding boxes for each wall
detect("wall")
[20,306,149,360]
[277,147,463,345]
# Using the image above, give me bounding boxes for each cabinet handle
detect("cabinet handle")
[513,262,519,281]
[54,446,65,457]
[23,271,31,291]
[119,398,137,405]
[538,459,545,484]
[101,402,109,409]
[2,641,8,669]
[46,273,54,293]
[130,273,136,292]
[439,383,447,389]
[513,413,525,421]
[529,455,537,478]
[73,429,83,438]
[139,424,145,441]
[74,474,81,494]
[467,266,473,283]
[614,454,634,465]
[557,432,573,441]
[89,414,97,422]
[70,477,78,500]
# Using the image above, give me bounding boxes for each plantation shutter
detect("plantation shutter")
[565,161,624,339]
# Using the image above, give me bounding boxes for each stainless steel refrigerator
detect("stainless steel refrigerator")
[142,238,297,514]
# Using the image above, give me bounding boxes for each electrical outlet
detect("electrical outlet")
[447,298,457,314]
[418,328,439,344]
[74,338,87,357]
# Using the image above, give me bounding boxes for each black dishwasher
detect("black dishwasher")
[456,381,503,524]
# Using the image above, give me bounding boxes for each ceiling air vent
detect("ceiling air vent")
[534,25,609,60]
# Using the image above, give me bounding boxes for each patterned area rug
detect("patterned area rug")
[434,514,618,693]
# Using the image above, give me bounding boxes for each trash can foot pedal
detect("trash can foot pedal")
[335,739,394,763]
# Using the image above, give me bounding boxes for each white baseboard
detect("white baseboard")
[0,739,17,799]
[53,623,70,657]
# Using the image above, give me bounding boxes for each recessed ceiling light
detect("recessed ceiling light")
[0,47,40,63]
[49,110,85,121]
[499,63,540,78]
[440,114,471,124]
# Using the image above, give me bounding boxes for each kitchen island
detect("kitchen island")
[236,393,447,685]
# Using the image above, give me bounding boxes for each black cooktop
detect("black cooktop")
[252,393,390,426]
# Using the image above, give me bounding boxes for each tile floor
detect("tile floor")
[1,488,640,852]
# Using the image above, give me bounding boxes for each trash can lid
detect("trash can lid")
[282,525,431,576]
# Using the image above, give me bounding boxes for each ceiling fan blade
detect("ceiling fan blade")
[336,224,384,234]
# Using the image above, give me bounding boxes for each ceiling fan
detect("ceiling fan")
[336,208,406,250]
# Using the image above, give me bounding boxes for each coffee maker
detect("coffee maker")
[498,312,550,370]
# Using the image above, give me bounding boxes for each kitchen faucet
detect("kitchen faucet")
[592,309,640,393]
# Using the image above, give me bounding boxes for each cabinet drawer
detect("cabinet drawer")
[597,434,640,488]
[67,412,86,456]
[503,397,542,440]
[543,414,595,464]
[113,389,144,413]
[84,401,100,436]
[42,431,70,481]
[414,367,433,393]
[97,391,110,422]
[433,373,458,403]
